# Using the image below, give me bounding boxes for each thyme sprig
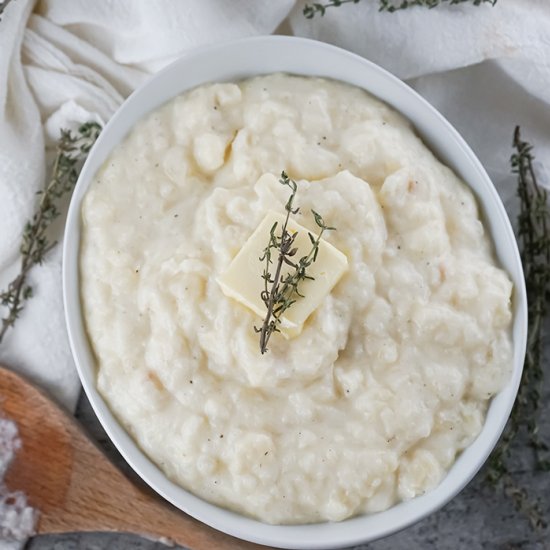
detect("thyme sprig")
[0,122,101,345]
[303,0,497,18]
[486,126,550,529]
[255,172,335,354]
[303,0,360,18]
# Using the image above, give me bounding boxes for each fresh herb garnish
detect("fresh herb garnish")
[303,0,360,18]
[0,122,101,345]
[254,171,335,354]
[487,126,550,529]
[303,0,497,18]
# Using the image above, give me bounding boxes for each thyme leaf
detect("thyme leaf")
[303,0,497,18]
[486,126,550,530]
[254,171,335,354]
[0,121,102,345]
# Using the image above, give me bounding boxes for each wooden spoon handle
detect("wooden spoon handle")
[44,425,258,549]
[0,366,266,549]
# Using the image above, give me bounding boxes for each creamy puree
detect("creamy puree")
[81,75,513,524]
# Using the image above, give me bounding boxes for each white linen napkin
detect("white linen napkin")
[1,0,549,426]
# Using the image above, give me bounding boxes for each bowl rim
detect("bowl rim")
[63,35,527,549]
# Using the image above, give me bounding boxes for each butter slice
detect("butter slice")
[217,211,348,338]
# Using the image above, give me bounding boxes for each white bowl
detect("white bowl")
[63,36,527,549]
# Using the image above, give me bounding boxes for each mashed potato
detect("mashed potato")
[80,74,513,524]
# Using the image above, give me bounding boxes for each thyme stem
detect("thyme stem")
[486,126,550,530]
[259,239,288,354]
[0,122,101,345]
[255,172,335,354]
[303,0,497,18]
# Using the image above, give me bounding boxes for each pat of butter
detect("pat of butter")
[217,211,348,338]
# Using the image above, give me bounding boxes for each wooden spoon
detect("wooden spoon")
[0,365,266,549]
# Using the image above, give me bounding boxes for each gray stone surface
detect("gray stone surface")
[25,381,550,550]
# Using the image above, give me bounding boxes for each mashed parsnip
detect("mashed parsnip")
[81,74,513,524]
